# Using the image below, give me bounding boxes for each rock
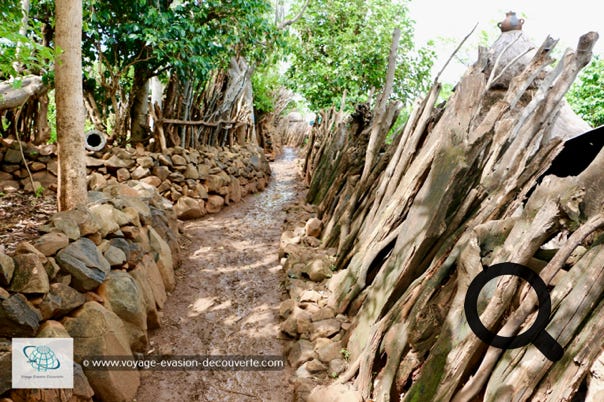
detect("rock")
[90,204,133,237]
[121,226,150,252]
[4,148,22,163]
[329,359,348,377]
[63,302,140,402]
[312,306,336,322]
[295,362,313,379]
[206,194,225,214]
[112,195,152,224]
[136,254,167,309]
[31,232,70,256]
[0,253,15,287]
[304,258,333,282]
[293,378,315,402]
[228,176,242,203]
[302,236,322,248]
[174,196,205,220]
[315,338,343,363]
[0,294,42,337]
[55,238,111,292]
[305,218,323,238]
[288,339,316,368]
[0,340,10,395]
[280,307,312,338]
[299,290,322,303]
[148,227,175,292]
[108,238,143,266]
[130,264,161,329]
[153,165,171,181]
[87,172,107,191]
[205,173,230,193]
[306,358,327,373]
[279,299,297,319]
[0,180,20,193]
[104,154,135,169]
[197,164,210,179]
[37,319,70,338]
[9,254,49,294]
[38,283,87,320]
[88,204,121,237]
[136,156,154,168]
[171,154,187,166]
[157,154,173,167]
[44,257,61,280]
[311,319,341,341]
[308,384,363,402]
[97,271,147,352]
[184,164,200,180]
[141,175,162,187]
[103,245,127,267]
[46,208,100,240]
[14,241,47,260]
[116,167,131,182]
[131,166,150,180]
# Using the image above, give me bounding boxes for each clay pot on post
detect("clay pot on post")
[498,11,525,32]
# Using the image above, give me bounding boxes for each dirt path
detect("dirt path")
[137,148,301,402]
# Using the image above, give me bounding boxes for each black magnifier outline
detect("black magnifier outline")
[464,262,564,362]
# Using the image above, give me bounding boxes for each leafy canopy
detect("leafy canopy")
[285,0,434,111]
[0,1,55,80]
[567,56,604,128]
[82,0,280,84]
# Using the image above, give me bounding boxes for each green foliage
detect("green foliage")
[0,1,55,79]
[252,66,281,115]
[285,0,434,111]
[47,90,57,144]
[566,56,604,128]
[82,0,279,82]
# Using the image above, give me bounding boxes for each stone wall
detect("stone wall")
[0,141,272,401]
[277,201,357,402]
[0,140,271,218]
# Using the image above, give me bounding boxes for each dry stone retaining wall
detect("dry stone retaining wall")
[0,141,272,401]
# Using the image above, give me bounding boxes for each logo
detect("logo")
[23,345,61,372]
[464,262,564,362]
[12,338,73,389]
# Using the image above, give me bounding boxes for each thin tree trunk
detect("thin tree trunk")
[55,0,86,211]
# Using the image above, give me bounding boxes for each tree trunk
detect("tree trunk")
[34,92,50,144]
[55,0,86,211]
[130,68,150,143]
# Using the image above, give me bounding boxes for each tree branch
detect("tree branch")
[278,0,310,29]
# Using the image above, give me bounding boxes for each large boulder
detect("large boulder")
[174,196,205,220]
[129,263,161,329]
[9,253,49,294]
[55,238,111,292]
[135,254,167,310]
[31,232,70,256]
[0,253,15,287]
[206,195,225,214]
[97,271,147,352]
[0,340,11,395]
[308,384,363,402]
[148,227,175,292]
[63,302,140,402]
[38,283,86,320]
[0,293,42,337]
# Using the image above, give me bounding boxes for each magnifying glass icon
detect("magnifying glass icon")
[464,262,564,362]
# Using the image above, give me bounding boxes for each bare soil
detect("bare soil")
[0,192,56,254]
[136,148,303,402]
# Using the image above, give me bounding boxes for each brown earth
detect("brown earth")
[136,148,303,402]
